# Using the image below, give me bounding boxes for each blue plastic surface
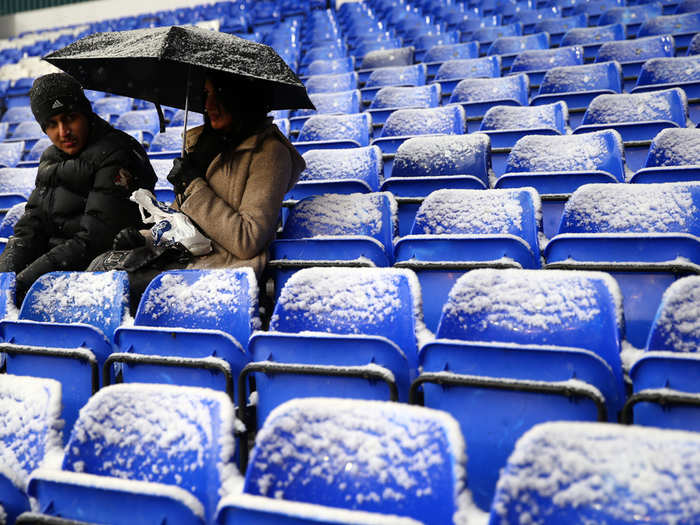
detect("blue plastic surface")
[531,61,623,110]
[423,41,480,63]
[362,64,427,103]
[359,46,415,70]
[290,90,361,131]
[638,11,700,48]
[0,141,24,168]
[480,101,568,148]
[598,4,663,37]
[510,46,584,79]
[433,56,501,96]
[450,74,529,115]
[304,71,358,94]
[560,23,626,58]
[595,34,675,77]
[473,22,523,45]
[294,112,372,152]
[303,56,355,76]
[487,32,550,60]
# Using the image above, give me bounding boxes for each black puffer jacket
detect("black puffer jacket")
[0,115,157,294]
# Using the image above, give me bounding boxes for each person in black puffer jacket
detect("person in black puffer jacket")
[0,73,157,303]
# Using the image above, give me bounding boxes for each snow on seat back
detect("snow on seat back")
[380,105,465,138]
[92,96,133,116]
[490,421,700,525]
[9,121,43,141]
[510,45,584,72]
[360,46,415,69]
[369,84,440,109]
[0,167,37,199]
[0,272,16,320]
[150,158,174,186]
[487,32,550,56]
[581,88,688,126]
[365,64,425,88]
[450,74,528,105]
[434,56,501,81]
[305,57,355,76]
[299,147,381,186]
[638,11,700,38]
[391,134,490,184]
[644,128,700,167]
[480,101,568,132]
[134,268,259,340]
[596,34,675,64]
[304,71,358,94]
[296,90,360,117]
[504,130,625,179]
[645,275,700,352]
[19,271,129,339]
[149,127,183,152]
[559,23,625,47]
[0,203,25,239]
[61,383,237,523]
[297,113,371,145]
[538,61,622,94]
[636,56,700,86]
[423,42,479,63]
[556,181,700,235]
[115,109,159,133]
[437,268,623,366]
[244,398,471,525]
[270,267,422,358]
[0,142,23,168]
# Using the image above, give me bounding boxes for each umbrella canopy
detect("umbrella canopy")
[43,25,314,113]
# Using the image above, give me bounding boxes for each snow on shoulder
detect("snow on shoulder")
[491,421,700,524]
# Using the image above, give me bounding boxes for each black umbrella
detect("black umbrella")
[43,25,314,144]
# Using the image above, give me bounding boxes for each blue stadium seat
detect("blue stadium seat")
[632,56,700,124]
[0,374,63,524]
[423,41,480,77]
[148,126,184,159]
[414,32,460,62]
[533,13,588,46]
[433,55,501,100]
[366,84,441,130]
[4,78,34,109]
[115,109,161,147]
[0,167,38,213]
[637,11,700,52]
[0,106,34,133]
[111,269,256,402]
[487,32,550,69]
[449,74,529,132]
[545,181,700,347]
[596,34,676,88]
[0,142,24,168]
[688,32,700,55]
[287,146,382,200]
[169,110,204,128]
[300,44,347,67]
[352,37,405,60]
[472,23,524,52]
[497,130,627,237]
[381,134,492,235]
[304,71,358,94]
[516,6,562,33]
[293,112,372,154]
[361,64,427,105]
[149,158,175,203]
[531,61,623,129]
[491,422,700,524]
[273,118,290,138]
[598,4,663,38]
[510,45,584,90]
[27,383,239,525]
[416,268,625,510]
[92,96,134,125]
[16,137,51,168]
[631,128,700,183]
[676,0,700,12]
[289,90,361,134]
[571,0,624,23]
[358,46,415,83]
[0,271,129,432]
[0,203,25,251]
[560,23,626,60]
[6,121,44,153]
[230,398,472,525]
[302,56,355,77]
[395,188,542,330]
[574,88,688,170]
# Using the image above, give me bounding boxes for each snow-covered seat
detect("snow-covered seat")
[357,46,415,83]
[394,189,543,330]
[598,4,663,38]
[433,55,501,101]
[0,106,34,133]
[491,422,700,524]
[111,269,256,404]
[0,203,25,254]
[624,276,700,430]
[4,77,34,109]
[413,32,460,62]
[0,141,24,169]
[688,32,700,55]
[631,128,700,183]
[148,126,184,159]
[0,374,63,524]
[149,158,175,203]
[595,34,675,90]
[381,134,492,236]
[227,398,471,525]
[304,71,358,94]
[115,109,161,147]
[472,23,523,53]
[0,271,129,432]
[242,268,423,452]
[289,90,361,134]
[286,146,382,201]
[544,182,700,347]
[510,46,584,90]
[559,23,626,60]
[459,15,501,39]
[0,167,38,215]
[415,268,625,510]
[449,74,528,131]
[300,44,347,67]
[16,137,51,168]
[515,6,561,33]
[422,41,480,77]
[26,383,240,525]
[302,56,355,78]
[169,109,204,127]
[6,121,44,153]
[92,96,134,125]
[352,38,404,63]
[269,193,397,296]
[570,0,624,24]
[574,88,688,170]
[497,130,626,237]
[366,84,441,129]
[637,11,700,51]
[531,61,623,129]
[361,64,427,104]
[292,112,372,155]
[487,32,550,69]
[533,13,588,47]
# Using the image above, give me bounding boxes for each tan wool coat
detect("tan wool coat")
[176,121,305,278]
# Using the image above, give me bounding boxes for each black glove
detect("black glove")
[112,227,146,250]
[166,156,201,195]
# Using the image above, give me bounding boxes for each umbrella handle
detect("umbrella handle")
[155,104,166,133]
[176,65,193,208]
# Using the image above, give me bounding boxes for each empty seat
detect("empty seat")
[293,112,372,154]
[595,34,675,90]
[560,23,626,60]
[688,32,700,55]
[366,84,441,131]
[303,56,355,77]
[414,32,460,62]
[472,23,523,51]
[637,11,700,51]
[300,44,347,67]
[571,0,624,23]
[27,383,240,525]
[510,46,585,88]
[361,64,427,104]
[533,13,588,46]
[169,109,204,128]
[304,71,358,94]
[531,61,623,128]
[0,203,25,246]
[598,4,663,38]
[487,32,550,69]
[0,142,24,168]
[114,109,160,146]
[358,46,415,83]
[0,106,34,132]
[228,398,474,525]
[148,126,184,158]
[0,374,63,523]
[0,167,39,211]
[545,181,700,346]
[497,130,627,237]
[287,146,382,201]
[381,134,492,235]
[574,88,688,170]
[17,137,51,167]
[632,128,700,183]
[289,90,361,133]
[149,158,175,203]
[6,121,44,153]
[433,55,502,99]
[92,96,134,124]
[450,74,529,131]
[423,41,480,77]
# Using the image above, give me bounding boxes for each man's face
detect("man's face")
[45,111,90,155]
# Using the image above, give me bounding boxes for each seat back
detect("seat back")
[487,32,549,56]
[636,55,700,86]
[560,23,626,47]
[0,106,33,125]
[434,56,501,80]
[297,146,382,188]
[0,204,25,239]
[296,112,371,145]
[19,271,129,340]
[23,137,52,161]
[638,11,700,38]
[480,101,568,132]
[169,110,204,127]
[243,398,468,525]
[423,42,479,62]
[450,74,529,104]
[270,267,421,359]
[596,34,675,63]
[149,127,183,152]
[510,45,584,72]
[581,88,687,126]
[305,72,358,94]
[391,134,491,185]
[305,56,355,76]
[365,63,426,88]
[473,23,523,43]
[92,96,133,115]
[303,90,361,115]
[538,61,623,94]
[10,121,43,140]
[0,142,24,168]
[534,14,588,35]
[134,268,259,344]
[491,421,700,525]
[380,104,466,137]
[61,383,238,523]
[360,46,415,69]
[115,109,160,134]
[646,275,700,352]
[598,4,662,28]
[369,84,440,109]
[644,128,700,167]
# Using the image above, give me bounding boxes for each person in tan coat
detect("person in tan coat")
[89,73,305,310]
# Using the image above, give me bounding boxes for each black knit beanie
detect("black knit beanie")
[30,73,93,130]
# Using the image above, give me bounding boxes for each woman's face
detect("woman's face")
[204,78,234,132]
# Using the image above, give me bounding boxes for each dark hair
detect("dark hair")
[206,72,270,121]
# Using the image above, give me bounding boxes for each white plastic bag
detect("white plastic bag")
[130,189,212,256]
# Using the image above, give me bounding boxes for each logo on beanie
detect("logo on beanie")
[51,99,64,109]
